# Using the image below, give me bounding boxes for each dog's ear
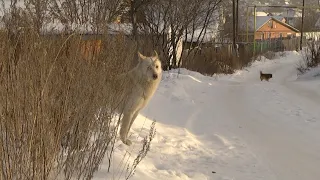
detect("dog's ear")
[138,51,147,61]
[153,50,159,59]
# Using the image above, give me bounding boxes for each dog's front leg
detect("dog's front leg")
[120,112,134,146]
[120,109,141,146]
[127,109,140,135]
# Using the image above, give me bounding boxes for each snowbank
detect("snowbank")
[93,51,320,180]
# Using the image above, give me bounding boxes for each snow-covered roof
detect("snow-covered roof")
[184,27,218,43]
[40,22,133,35]
[0,0,135,35]
[256,12,268,17]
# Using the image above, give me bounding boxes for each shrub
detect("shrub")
[297,39,320,74]
[0,17,155,180]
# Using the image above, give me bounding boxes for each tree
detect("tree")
[140,0,222,69]
[121,0,153,64]
[48,0,125,33]
[294,9,319,32]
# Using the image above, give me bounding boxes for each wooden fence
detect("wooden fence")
[181,37,305,75]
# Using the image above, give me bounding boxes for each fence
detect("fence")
[253,37,302,54]
[181,37,305,75]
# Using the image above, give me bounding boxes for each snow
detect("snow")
[93,51,320,180]
[255,12,268,17]
[297,66,320,81]
[184,27,218,43]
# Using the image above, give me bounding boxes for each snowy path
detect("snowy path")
[215,76,320,179]
[94,52,320,180]
[232,56,320,180]
[195,53,320,180]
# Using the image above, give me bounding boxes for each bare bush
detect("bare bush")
[181,48,234,75]
[0,1,157,179]
[0,28,156,180]
[125,121,156,180]
[181,44,257,75]
[297,39,320,74]
[263,51,276,60]
[278,51,287,58]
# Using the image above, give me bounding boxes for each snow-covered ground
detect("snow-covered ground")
[93,51,320,180]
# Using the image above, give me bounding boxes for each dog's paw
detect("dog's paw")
[125,139,132,146]
[121,138,132,146]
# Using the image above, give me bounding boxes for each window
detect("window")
[268,20,273,28]
[268,20,276,28]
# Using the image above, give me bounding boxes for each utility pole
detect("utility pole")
[253,5,256,56]
[233,0,236,52]
[236,0,239,41]
[300,0,305,50]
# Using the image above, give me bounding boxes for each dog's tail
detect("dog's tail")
[260,71,263,75]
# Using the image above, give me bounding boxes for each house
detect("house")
[240,16,300,41]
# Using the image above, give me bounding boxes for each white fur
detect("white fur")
[110,51,162,146]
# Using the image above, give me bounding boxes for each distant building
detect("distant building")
[239,16,300,41]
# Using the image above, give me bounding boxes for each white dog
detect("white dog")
[110,51,162,146]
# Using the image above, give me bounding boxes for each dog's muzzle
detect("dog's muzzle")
[153,74,158,80]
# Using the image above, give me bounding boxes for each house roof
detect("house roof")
[255,11,268,16]
[184,27,218,43]
[241,16,299,33]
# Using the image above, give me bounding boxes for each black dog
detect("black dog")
[260,71,272,81]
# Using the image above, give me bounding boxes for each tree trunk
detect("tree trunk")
[170,24,177,68]
[130,0,139,65]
